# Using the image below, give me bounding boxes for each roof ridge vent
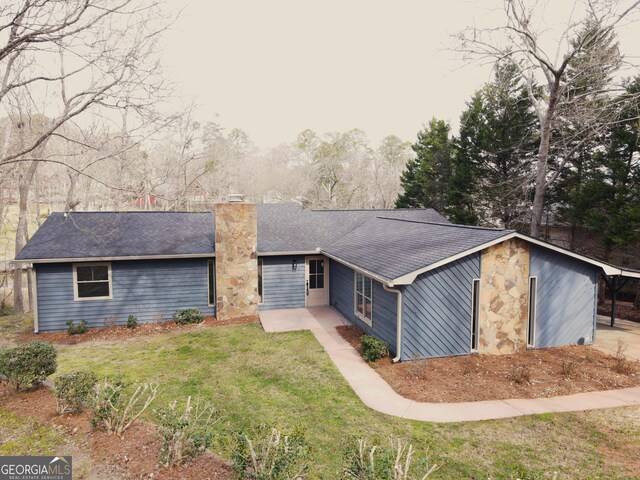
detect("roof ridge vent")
[374,216,512,232]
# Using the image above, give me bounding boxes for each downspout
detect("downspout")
[383,283,402,363]
[32,265,39,334]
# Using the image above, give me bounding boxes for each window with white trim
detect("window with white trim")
[354,272,373,326]
[74,263,111,300]
[257,258,264,304]
[471,279,480,351]
[527,277,537,347]
[208,259,216,306]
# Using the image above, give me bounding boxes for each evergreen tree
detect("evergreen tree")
[565,77,640,260]
[454,64,537,227]
[395,119,454,212]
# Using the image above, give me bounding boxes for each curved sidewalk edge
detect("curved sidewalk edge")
[298,307,640,423]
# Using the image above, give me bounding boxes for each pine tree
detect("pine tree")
[395,119,454,212]
[454,64,537,227]
[565,76,640,260]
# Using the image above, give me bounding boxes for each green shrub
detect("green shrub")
[155,396,220,466]
[173,308,204,325]
[127,315,138,329]
[361,335,388,362]
[91,377,159,436]
[66,319,87,335]
[0,300,15,316]
[231,425,310,479]
[54,370,98,414]
[0,341,57,390]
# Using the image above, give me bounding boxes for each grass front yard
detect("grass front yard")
[46,323,640,479]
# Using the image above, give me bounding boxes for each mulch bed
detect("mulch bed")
[0,383,234,479]
[598,301,640,323]
[337,325,640,403]
[20,316,258,345]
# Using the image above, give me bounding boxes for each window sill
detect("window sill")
[354,312,372,327]
[73,295,113,302]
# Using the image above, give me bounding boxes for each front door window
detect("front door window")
[306,256,328,306]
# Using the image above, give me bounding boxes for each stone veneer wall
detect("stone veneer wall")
[214,203,259,321]
[478,238,530,354]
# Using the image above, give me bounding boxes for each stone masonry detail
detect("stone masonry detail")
[214,203,259,321]
[479,238,530,355]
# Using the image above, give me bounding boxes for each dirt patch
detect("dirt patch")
[337,324,364,352]
[19,316,258,345]
[598,301,640,323]
[336,325,640,403]
[0,384,234,479]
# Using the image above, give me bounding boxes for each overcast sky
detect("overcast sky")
[163,0,640,148]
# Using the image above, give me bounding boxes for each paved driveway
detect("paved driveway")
[595,315,640,361]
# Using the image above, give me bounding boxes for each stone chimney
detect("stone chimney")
[214,200,259,321]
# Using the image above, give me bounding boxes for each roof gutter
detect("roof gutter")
[383,283,403,363]
[13,253,216,264]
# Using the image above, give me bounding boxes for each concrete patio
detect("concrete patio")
[259,307,640,423]
[595,315,640,361]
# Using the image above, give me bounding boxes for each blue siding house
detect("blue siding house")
[15,202,639,360]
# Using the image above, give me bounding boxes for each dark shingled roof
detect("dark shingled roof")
[256,203,450,253]
[323,217,512,281]
[15,212,215,260]
[15,204,451,261]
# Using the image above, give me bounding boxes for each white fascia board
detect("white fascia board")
[391,232,519,285]
[391,231,625,285]
[320,251,393,286]
[14,253,215,264]
[257,251,317,256]
[619,269,640,279]
[511,233,622,276]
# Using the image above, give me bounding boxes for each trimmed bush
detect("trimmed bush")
[231,425,310,480]
[155,396,220,466]
[0,341,57,390]
[66,319,87,335]
[173,308,204,325]
[343,437,439,479]
[361,335,388,362]
[91,377,159,436]
[54,370,98,414]
[127,315,138,329]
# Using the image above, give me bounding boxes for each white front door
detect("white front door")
[305,256,329,307]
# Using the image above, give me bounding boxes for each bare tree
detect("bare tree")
[455,0,640,237]
[371,135,412,208]
[0,0,175,170]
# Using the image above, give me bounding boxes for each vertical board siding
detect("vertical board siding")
[401,253,480,360]
[36,259,215,332]
[529,245,598,348]
[258,255,306,310]
[329,260,397,354]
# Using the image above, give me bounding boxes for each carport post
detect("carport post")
[610,276,617,328]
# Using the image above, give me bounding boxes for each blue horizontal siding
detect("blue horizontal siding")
[401,253,480,360]
[329,259,397,355]
[530,245,598,348]
[258,255,306,310]
[36,259,215,332]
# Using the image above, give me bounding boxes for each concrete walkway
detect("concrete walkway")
[595,315,640,361]
[259,307,640,423]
